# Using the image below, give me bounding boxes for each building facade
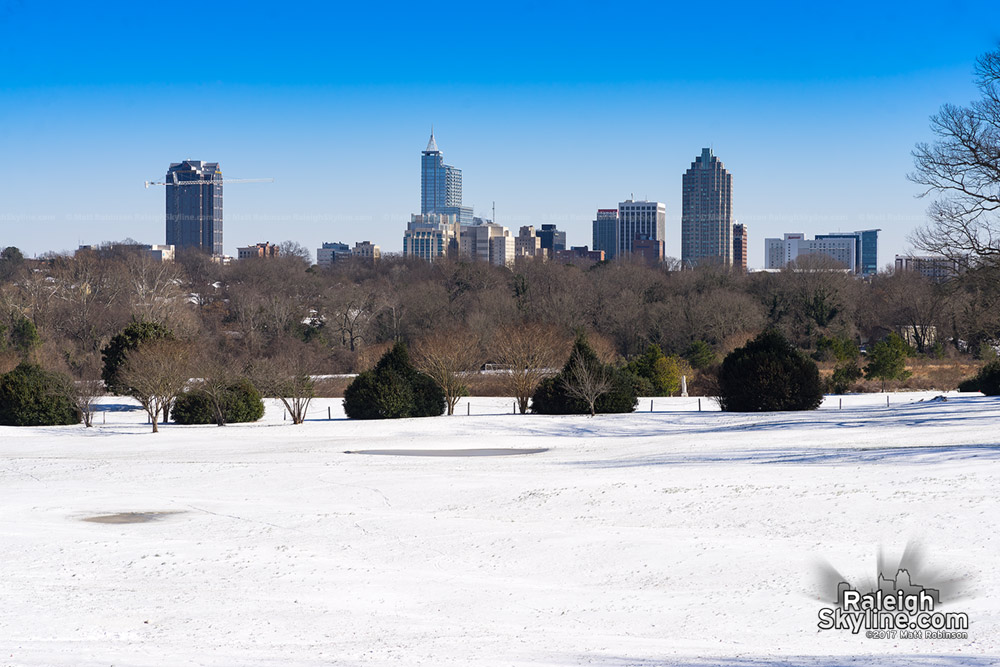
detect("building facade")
[351,241,380,261]
[421,132,473,225]
[316,242,351,267]
[816,229,880,276]
[237,242,280,260]
[403,213,460,261]
[165,160,223,256]
[632,235,664,267]
[681,148,733,267]
[765,233,857,271]
[537,224,567,256]
[894,254,965,283]
[515,226,542,257]
[461,222,515,267]
[555,246,605,266]
[618,200,666,258]
[732,223,748,273]
[592,208,618,261]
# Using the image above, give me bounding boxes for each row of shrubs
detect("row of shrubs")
[5,331,1000,427]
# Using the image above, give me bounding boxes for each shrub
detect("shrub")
[343,342,444,419]
[173,378,265,425]
[531,335,637,415]
[0,363,81,426]
[958,359,1000,395]
[101,320,173,395]
[625,345,683,396]
[828,361,863,394]
[717,330,823,412]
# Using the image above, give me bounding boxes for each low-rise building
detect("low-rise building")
[237,242,280,260]
[894,254,966,283]
[351,241,381,262]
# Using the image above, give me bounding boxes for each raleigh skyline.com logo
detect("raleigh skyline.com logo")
[815,543,971,640]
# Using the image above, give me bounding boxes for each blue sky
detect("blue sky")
[0,0,996,266]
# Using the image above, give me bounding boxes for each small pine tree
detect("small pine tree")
[717,330,823,412]
[957,359,1000,395]
[864,333,912,391]
[685,340,717,370]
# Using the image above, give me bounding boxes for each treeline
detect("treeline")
[0,244,997,396]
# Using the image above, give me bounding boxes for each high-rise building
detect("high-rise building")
[538,224,567,256]
[733,222,748,272]
[681,148,733,267]
[461,222,515,267]
[515,226,542,257]
[421,131,473,225]
[351,241,380,262]
[403,213,460,261]
[765,233,857,271]
[165,160,223,256]
[618,200,666,258]
[592,209,618,261]
[816,229,880,276]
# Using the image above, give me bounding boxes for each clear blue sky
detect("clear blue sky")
[0,0,995,267]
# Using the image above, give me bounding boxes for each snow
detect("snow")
[1,392,998,665]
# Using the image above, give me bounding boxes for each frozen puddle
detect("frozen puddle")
[82,511,185,524]
[345,448,548,457]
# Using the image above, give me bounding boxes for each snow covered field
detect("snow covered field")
[1,392,998,666]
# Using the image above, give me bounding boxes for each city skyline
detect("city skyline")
[0,1,996,268]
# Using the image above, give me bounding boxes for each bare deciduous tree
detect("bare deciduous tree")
[67,353,104,427]
[910,48,1000,263]
[119,339,194,433]
[249,342,316,425]
[412,328,482,415]
[560,348,613,417]
[492,324,567,414]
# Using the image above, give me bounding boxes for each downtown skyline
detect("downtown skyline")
[0,1,996,268]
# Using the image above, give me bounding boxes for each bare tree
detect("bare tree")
[412,328,482,415]
[492,324,567,414]
[249,342,316,424]
[910,48,1000,263]
[66,352,104,427]
[119,339,194,433]
[560,348,613,417]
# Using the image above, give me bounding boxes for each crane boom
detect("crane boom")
[144,177,274,189]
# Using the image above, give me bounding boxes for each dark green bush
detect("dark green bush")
[0,363,81,426]
[717,330,823,412]
[172,378,265,425]
[958,359,1000,395]
[684,340,717,370]
[530,335,637,415]
[343,343,444,419]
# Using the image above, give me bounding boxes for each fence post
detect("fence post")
[698,398,702,412]
[839,398,842,410]
[650,399,653,412]
[467,402,470,416]
[103,412,106,424]
[283,410,286,421]
[328,406,331,420]
[887,395,890,407]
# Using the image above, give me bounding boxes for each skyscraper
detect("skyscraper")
[618,200,666,258]
[165,160,223,256]
[593,208,618,261]
[681,148,733,267]
[733,222,748,272]
[421,131,473,225]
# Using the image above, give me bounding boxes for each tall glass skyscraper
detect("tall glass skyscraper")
[421,132,473,225]
[681,148,733,267]
[816,229,880,276]
[165,160,223,256]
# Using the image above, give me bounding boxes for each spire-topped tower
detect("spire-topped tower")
[420,131,472,224]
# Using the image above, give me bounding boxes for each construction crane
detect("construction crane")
[144,176,274,189]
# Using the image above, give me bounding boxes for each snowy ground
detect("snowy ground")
[1,392,998,666]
